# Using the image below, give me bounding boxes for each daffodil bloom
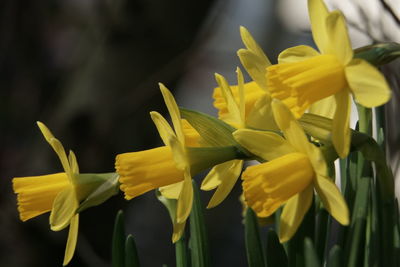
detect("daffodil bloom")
[233,100,349,242]
[213,27,276,131]
[13,122,82,266]
[117,84,239,242]
[266,0,391,157]
[116,84,193,242]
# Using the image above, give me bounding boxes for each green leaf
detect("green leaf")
[266,229,288,267]
[245,208,265,267]
[304,238,320,267]
[125,235,140,267]
[180,107,237,147]
[354,42,400,66]
[344,178,370,267]
[76,172,120,213]
[326,245,343,267]
[189,180,210,267]
[112,210,125,267]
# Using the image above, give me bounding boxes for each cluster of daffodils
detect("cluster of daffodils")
[12,0,393,265]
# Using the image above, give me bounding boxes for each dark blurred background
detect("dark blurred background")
[1,0,399,266]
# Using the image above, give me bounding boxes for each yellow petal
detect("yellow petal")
[63,214,79,266]
[172,220,186,243]
[308,0,330,53]
[308,95,336,119]
[239,26,271,67]
[176,172,193,224]
[12,173,69,221]
[246,93,278,131]
[345,59,391,107]
[324,11,353,64]
[160,181,184,199]
[332,90,351,158]
[271,100,312,154]
[50,186,78,231]
[314,174,349,225]
[237,67,246,124]
[151,111,188,169]
[37,122,71,177]
[159,83,185,144]
[233,129,295,161]
[150,111,177,147]
[205,160,243,208]
[237,49,269,90]
[215,73,242,127]
[278,45,319,63]
[68,150,79,185]
[279,185,313,243]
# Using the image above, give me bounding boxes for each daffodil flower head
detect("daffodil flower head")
[13,122,80,266]
[233,100,349,242]
[117,84,194,242]
[266,0,391,158]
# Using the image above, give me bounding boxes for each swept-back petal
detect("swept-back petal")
[237,49,269,90]
[50,186,78,231]
[150,111,178,147]
[279,185,313,243]
[237,67,246,124]
[176,172,193,224]
[37,122,71,177]
[314,175,349,225]
[68,151,79,184]
[278,45,320,63]
[13,173,69,221]
[205,160,243,208]
[239,26,271,66]
[332,90,351,158]
[308,0,330,53]
[233,129,295,161]
[246,93,278,131]
[271,100,311,154]
[325,11,353,64]
[160,181,184,199]
[308,95,336,119]
[215,73,242,127]
[159,83,185,144]
[62,214,79,266]
[345,59,391,107]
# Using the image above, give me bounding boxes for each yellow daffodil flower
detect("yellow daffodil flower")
[214,27,276,131]
[233,100,349,242]
[266,0,391,158]
[13,122,82,266]
[117,84,193,242]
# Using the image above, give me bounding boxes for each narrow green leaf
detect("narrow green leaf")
[266,229,288,267]
[189,181,210,267]
[304,238,320,267]
[326,245,343,267]
[345,178,370,267]
[315,209,328,264]
[125,235,140,267]
[245,208,265,267]
[354,42,400,66]
[112,210,125,267]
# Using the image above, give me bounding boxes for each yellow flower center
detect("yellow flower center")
[267,55,347,118]
[12,173,70,221]
[116,146,185,200]
[242,152,314,217]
